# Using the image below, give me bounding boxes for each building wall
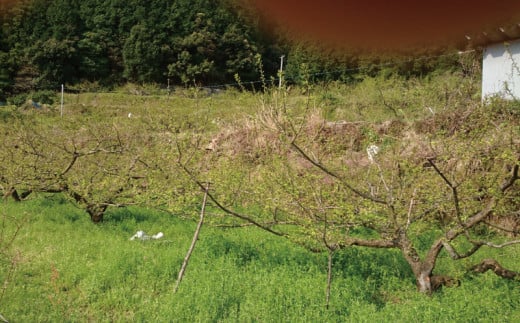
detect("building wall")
[482,38,520,100]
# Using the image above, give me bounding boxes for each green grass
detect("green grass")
[61,87,262,126]
[54,70,480,127]
[1,196,519,322]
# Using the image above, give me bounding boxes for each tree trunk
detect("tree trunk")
[416,270,433,293]
[398,231,437,294]
[4,187,21,202]
[3,188,32,202]
[411,263,459,293]
[86,204,107,223]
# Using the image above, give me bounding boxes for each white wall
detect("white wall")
[482,38,520,100]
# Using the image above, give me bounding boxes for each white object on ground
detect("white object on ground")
[366,144,380,163]
[152,232,164,239]
[130,230,164,241]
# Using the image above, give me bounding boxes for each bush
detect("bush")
[30,90,56,105]
[6,93,27,107]
[6,90,57,107]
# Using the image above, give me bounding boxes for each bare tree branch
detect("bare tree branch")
[178,163,286,237]
[326,250,334,310]
[461,202,496,233]
[441,240,483,260]
[501,164,519,192]
[290,142,386,204]
[475,240,520,249]
[339,237,397,249]
[484,219,519,235]
[405,188,417,230]
[435,198,497,249]
[470,258,520,280]
[213,221,298,228]
[442,237,520,260]
[427,158,463,227]
[378,89,399,117]
[60,151,80,177]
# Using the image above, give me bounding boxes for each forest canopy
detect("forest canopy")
[0,0,460,98]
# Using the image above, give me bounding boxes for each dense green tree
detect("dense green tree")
[0,52,10,100]
[167,12,218,85]
[28,38,79,87]
[0,0,284,90]
[76,31,111,82]
[0,0,461,92]
[123,23,168,83]
[0,0,284,93]
[46,0,84,39]
[0,21,11,98]
[77,0,130,83]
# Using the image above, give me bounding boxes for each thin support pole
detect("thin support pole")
[60,84,64,117]
[326,250,334,309]
[278,55,285,89]
[173,182,210,293]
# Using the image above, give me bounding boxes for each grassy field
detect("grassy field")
[1,71,520,322]
[1,195,519,322]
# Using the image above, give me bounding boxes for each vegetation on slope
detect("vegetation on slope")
[0,57,519,319]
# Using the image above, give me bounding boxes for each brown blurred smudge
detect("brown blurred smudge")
[248,0,520,51]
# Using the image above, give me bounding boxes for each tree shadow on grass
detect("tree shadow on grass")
[334,247,413,281]
[333,247,415,309]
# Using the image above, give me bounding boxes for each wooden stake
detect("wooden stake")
[278,55,285,89]
[173,182,210,293]
[326,249,333,309]
[60,84,64,118]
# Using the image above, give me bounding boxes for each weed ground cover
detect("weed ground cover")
[1,196,519,322]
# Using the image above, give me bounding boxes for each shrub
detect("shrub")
[6,90,56,107]
[30,90,56,105]
[6,93,27,107]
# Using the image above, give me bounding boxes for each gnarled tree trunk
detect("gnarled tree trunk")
[415,270,433,293]
[399,231,443,294]
[3,187,33,202]
[4,187,21,201]
[86,204,108,223]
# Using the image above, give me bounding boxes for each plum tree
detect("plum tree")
[0,116,149,222]
[191,95,520,294]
